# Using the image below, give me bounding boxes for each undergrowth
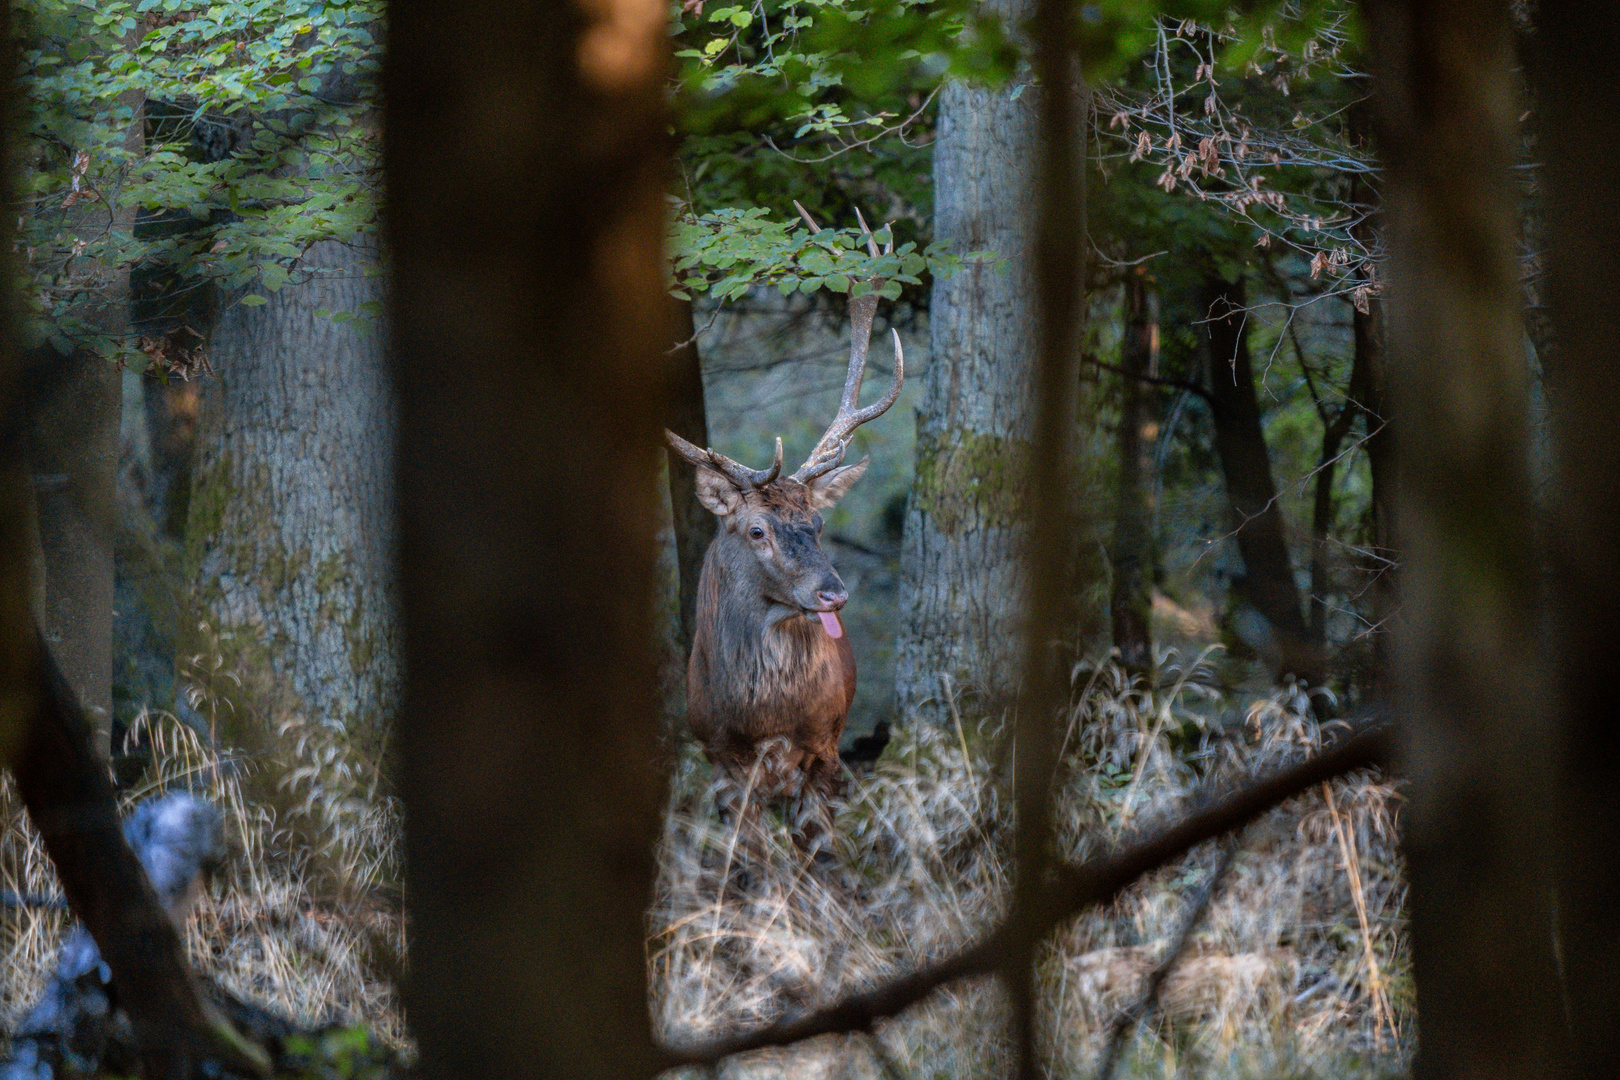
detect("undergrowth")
[4,645,1409,1080]
[0,705,406,1048]
[651,648,1411,1079]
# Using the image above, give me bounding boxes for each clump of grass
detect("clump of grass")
[0,708,406,1049]
[651,649,1410,1079]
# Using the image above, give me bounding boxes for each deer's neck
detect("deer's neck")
[698,538,823,700]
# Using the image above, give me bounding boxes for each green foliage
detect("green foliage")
[670,205,975,301]
[280,1025,396,1080]
[17,0,380,362]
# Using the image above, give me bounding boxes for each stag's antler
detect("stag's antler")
[789,204,905,484]
[665,430,783,489]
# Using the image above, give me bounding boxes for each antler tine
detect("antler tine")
[791,327,904,483]
[666,429,782,489]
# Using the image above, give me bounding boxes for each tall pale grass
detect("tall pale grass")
[652,649,1410,1079]
[0,707,406,1048]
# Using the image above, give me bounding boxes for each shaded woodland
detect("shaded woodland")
[1,0,1619,1078]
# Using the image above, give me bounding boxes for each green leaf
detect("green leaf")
[240,294,268,306]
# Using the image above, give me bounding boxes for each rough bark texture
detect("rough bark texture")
[895,16,1040,724]
[186,240,398,756]
[1202,275,1319,683]
[667,298,716,654]
[1533,1,1620,1072]
[385,0,671,1073]
[1366,0,1565,1074]
[1109,272,1155,671]
[26,347,119,757]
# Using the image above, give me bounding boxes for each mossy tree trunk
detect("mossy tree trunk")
[895,3,1043,724]
[26,346,119,757]
[1366,0,1565,1072]
[185,240,399,757]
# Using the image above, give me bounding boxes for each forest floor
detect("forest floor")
[652,652,1410,1080]
[1,651,1408,1080]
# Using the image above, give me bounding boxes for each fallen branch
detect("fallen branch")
[657,718,1393,1066]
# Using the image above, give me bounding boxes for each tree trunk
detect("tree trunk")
[666,298,715,654]
[1305,336,1362,648]
[1109,271,1155,671]
[185,240,399,758]
[895,8,1041,725]
[1533,1,1620,1071]
[1354,295,1397,694]
[1201,275,1319,684]
[385,0,672,1074]
[25,348,119,758]
[1366,0,1565,1074]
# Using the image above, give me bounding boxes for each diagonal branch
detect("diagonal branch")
[657,718,1393,1067]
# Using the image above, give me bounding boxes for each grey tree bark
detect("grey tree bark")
[1366,0,1565,1073]
[895,16,1042,725]
[185,240,399,757]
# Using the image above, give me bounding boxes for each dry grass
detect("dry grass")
[652,648,1411,1079]
[0,708,407,1049]
[5,645,1409,1080]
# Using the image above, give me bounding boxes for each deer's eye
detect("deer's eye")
[749,525,766,540]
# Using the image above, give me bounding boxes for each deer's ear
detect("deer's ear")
[805,457,869,510]
[693,466,747,517]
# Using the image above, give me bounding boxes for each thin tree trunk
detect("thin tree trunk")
[1533,1,1620,1071]
[1109,271,1155,671]
[1365,0,1565,1074]
[386,0,671,1074]
[1356,295,1397,696]
[666,298,715,654]
[1305,336,1362,647]
[895,3,1041,724]
[26,347,118,758]
[185,240,399,758]
[1201,275,1319,683]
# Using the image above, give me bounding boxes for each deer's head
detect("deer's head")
[667,211,903,638]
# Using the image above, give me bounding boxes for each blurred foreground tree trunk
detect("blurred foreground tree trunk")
[1201,274,1320,684]
[185,240,400,757]
[386,0,672,1075]
[1109,270,1156,671]
[1366,0,1565,1074]
[895,0,1042,724]
[1534,2,1620,1072]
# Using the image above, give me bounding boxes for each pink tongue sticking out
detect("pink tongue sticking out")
[817,611,843,639]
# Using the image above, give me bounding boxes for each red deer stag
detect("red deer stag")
[666,212,902,857]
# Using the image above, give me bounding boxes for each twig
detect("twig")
[656,718,1392,1066]
[1093,836,1241,1080]
[1081,354,1214,404]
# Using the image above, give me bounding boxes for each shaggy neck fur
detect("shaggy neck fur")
[697,534,833,714]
